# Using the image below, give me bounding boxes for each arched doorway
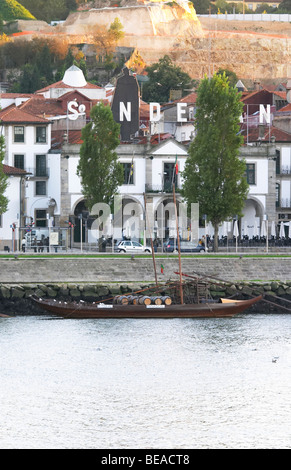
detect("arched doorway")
[73,200,90,243]
[241,198,265,239]
[154,195,186,243]
[121,197,144,242]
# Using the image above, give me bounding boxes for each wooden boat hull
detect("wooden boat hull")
[31,295,262,319]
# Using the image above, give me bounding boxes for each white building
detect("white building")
[0,165,28,251]
[0,64,290,250]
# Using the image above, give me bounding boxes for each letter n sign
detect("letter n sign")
[111,67,139,142]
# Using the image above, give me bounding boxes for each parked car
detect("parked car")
[115,240,152,253]
[164,239,206,253]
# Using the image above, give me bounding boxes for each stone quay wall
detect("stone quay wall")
[0,257,291,315]
[0,256,290,284]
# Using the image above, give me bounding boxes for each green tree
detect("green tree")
[0,135,8,216]
[55,48,74,81]
[36,44,54,84]
[20,0,76,22]
[277,0,291,12]
[0,0,35,20]
[108,17,125,44]
[217,68,238,88]
[182,73,248,252]
[77,102,123,210]
[190,0,212,14]
[73,57,87,80]
[142,55,194,104]
[19,63,42,93]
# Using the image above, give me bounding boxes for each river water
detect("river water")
[1,311,291,449]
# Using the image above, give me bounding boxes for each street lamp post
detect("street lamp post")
[78,213,83,253]
[264,214,269,254]
[233,215,239,253]
[202,214,207,251]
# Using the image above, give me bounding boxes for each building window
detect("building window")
[35,181,46,196]
[36,126,47,143]
[14,126,24,143]
[246,163,256,185]
[163,162,177,191]
[14,154,24,169]
[123,162,134,184]
[35,209,47,227]
[35,155,47,177]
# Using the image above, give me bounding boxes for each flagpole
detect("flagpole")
[173,183,184,305]
[143,193,158,289]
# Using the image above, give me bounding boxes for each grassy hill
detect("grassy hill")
[0,0,35,20]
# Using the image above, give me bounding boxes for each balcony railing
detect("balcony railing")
[279,166,291,175]
[145,183,179,193]
[277,199,291,208]
[26,168,50,178]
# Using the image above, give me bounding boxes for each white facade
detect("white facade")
[0,64,288,249]
[1,120,61,226]
[0,174,22,250]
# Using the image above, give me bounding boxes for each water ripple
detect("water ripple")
[0,313,291,448]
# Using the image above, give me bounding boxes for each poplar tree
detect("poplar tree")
[142,55,194,104]
[182,73,248,252]
[77,102,123,210]
[0,135,8,215]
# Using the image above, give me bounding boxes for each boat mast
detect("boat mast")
[143,193,158,289]
[173,183,184,304]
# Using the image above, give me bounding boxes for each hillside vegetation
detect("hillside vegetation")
[0,0,35,20]
[17,0,77,22]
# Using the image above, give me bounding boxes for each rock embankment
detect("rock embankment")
[1,281,290,315]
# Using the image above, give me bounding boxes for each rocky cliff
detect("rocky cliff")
[61,1,203,38]
[54,2,291,80]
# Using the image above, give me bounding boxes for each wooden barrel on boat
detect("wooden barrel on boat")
[131,296,139,305]
[138,296,152,305]
[161,296,172,305]
[151,296,163,305]
[115,295,129,305]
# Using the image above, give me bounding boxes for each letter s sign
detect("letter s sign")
[67,101,86,121]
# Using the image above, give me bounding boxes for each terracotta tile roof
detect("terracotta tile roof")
[272,90,287,99]
[17,93,110,119]
[0,93,33,99]
[241,124,291,143]
[162,92,197,109]
[276,103,291,113]
[51,130,83,150]
[3,164,30,176]
[241,88,287,103]
[36,80,102,94]
[135,133,172,145]
[172,92,197,104]
[140,102,150,119]
[19,96,62,117]
[0,104,50,124]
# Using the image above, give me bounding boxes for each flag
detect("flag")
[161,264,164,274]
[128,156,134,184]
[172,155,178,184]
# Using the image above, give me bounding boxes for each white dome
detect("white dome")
[62,65,87,87]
